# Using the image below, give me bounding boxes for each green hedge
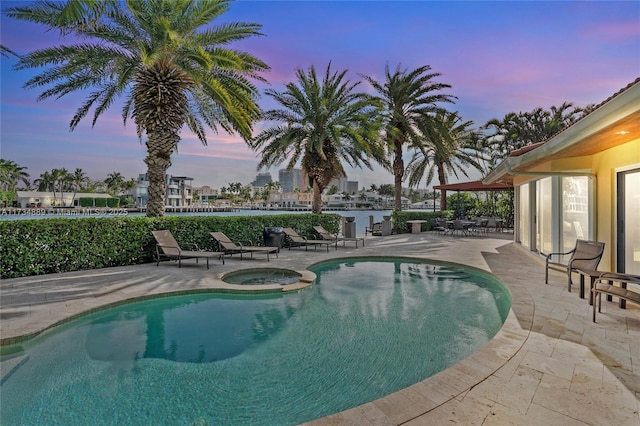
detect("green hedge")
[78,197,120,207]
[0,213,340,279]
[391,210,454,233]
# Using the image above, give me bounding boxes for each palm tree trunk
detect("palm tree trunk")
[393,141,404,211]
[312,180,323,214]
[438,163,447,210]
[144,131,179,217]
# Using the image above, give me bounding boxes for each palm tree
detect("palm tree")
[0,159,30,192]
[251,63,385,213]
[69,168,88,205]
[362,64,454,210]
[34,171,54,192]
[104,172,125,196]
[406,110,485,210]
[481,102,585,169]
[51,168,71,206]
[7,0,269,217]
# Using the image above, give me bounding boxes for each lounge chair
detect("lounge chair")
[544,239,605,291]
[152,230,224,269]
[282,228,333,252]
[313,225,365,249]
[592,272,640,322]
[210,231,278,261]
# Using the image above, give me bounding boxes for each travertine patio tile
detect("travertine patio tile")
[483,402,589,426]
[403,392,494,425]
[521,332,557,356]
[469,365,541,414]
[534,370,639,425]
[521,350,575,380]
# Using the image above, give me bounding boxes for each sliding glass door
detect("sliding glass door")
[617,168,640,274]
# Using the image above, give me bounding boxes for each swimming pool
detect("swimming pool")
[0,258,511,425]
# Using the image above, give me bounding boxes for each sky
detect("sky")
[1,0,639,191]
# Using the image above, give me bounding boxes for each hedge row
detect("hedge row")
[0,213,341,279]
[78,197,120,207]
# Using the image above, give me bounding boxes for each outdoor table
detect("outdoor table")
[576,268,602,304]
[406,220,427,233]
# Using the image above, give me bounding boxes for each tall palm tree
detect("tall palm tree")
[251,63,385,213]
[7,0,269,217]
[406,110,485,210]
[34,171,54,192]
[0,159,30,192]
[104,172,125,196]
[362,64,454,210]
[70,168,88,205]
[51,168,71,206]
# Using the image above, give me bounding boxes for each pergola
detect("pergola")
[433,180,513,218]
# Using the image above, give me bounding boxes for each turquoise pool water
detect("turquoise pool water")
[0,258,511,425]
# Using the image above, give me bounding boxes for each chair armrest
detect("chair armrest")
[157,244,182,253]
[568,253,604,268]
[544,248,576,261]
[598,272,640,283]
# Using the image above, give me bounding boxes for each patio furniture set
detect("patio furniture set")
[431,217,505,237]
[152,226,365,269]
[543,239,640,322]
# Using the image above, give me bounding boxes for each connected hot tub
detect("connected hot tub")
[220,268,316,292]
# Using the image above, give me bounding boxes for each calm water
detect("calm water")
[0,258,510,425]
[0,209,392,236]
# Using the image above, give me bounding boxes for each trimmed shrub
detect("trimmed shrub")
[0,213,341,279]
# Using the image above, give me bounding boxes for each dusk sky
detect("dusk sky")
[1,1,639,191]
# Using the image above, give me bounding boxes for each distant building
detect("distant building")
[15,191,112,208]
[278,168,305,193]
[327,177,359,194]
[133,174,193,207]
[194,185,219,204]
[252,172,272,187]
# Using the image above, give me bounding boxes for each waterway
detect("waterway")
[0,208,394,236]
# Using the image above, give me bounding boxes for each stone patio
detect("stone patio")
[1,232,638,425]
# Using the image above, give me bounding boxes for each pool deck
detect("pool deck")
[1,232,639,425]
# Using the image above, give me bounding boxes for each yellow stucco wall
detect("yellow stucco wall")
[592,138,640,270]
[510,139,640,271]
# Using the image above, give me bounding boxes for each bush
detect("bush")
[0,213,341,279]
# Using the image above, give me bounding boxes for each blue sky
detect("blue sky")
[1,0,639,190]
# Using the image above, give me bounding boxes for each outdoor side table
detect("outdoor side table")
[576,268,602,305]
[406,220,426,234]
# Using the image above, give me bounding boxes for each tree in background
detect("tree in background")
[0,159,30,193]
[481,102,590,171]
[7,0,269,217]
[252,63,386,213]
[406,110,485,210]
[362,64,454,211]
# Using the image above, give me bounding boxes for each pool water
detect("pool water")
[222,268,302,285]
[0,258,511,425]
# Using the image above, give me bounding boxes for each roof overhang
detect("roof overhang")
[483,79,640,185]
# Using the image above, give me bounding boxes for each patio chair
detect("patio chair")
[152,230,224,269]
[210,231,278,261]
[313,225,365,249]
[544,239,605,291]
[282,228,333,252]
[450,219,468,237]
[592,272,640,322]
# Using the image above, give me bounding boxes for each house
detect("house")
[132,174,193,208]
[15,191,112,208]
[483,78,640,275]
